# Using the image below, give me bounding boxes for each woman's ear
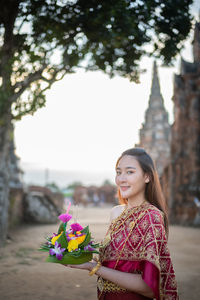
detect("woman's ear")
[144,174,150,183]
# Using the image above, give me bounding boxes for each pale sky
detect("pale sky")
[14,5,199,186]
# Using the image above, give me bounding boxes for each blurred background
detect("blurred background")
[0,0,199,299]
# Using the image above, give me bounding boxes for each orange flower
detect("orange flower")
[76,234,86,245]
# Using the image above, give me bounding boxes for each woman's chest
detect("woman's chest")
[100,217,147,260]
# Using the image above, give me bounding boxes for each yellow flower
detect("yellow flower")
[67,239,79,252]
[68,233,75,238]
[76,234,86,245]
[51,232,63,245]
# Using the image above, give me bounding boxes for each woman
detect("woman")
[65,148,179,299]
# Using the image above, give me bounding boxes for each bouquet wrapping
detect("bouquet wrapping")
[39,203,99,265]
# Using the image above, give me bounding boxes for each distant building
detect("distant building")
[73,184,117,206]
[136,61,171,176]
[162,22,200,226]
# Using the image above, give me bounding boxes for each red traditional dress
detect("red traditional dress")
[98,202,179,300]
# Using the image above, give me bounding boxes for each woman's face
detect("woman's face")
[115,155,149,201]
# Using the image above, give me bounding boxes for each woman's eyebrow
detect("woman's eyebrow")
[116,166,136,170]
[126,166,136,170]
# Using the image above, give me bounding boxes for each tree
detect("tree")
[103,179,113,186]
[0,0,193,245]
[45,182,61,193]
[67,182,83,189]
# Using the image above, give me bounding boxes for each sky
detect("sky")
[14,4,199,187]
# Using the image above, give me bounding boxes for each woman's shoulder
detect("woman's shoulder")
[144,203,164,224]
[110,204,126,222]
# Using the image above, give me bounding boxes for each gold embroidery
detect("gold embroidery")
[102,234,111,247]
[97,277,126,293]
[99,203,178,299]
[129,220,136,229]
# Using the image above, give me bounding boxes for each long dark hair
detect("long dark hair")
[116,147,169,236]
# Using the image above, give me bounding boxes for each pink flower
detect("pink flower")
[70,223,83,232]
[58,201,72,223]
[58,213,72,223]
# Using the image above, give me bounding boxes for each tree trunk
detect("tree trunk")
[0,111,12,246]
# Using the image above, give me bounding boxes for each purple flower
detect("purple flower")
[58,213,72,223]
[70,223,83,231]
[66,229,73,235]
[50,233,58,239]
[66,235,76,242]
[58,201,72,223]
[84,244,95,251]
[49,241,66,260]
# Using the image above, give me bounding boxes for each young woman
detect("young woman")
[65,148,179,299]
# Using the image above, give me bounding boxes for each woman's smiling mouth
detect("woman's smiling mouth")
[120,186,130,191]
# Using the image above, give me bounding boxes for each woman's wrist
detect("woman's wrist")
[88,262,96,271]
[88,261,101,276]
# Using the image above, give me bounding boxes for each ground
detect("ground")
[0,206,199,300]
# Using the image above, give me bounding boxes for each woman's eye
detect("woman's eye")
[116,171,121,176]
[127,171,133,174]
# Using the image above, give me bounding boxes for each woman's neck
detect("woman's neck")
[127,194,146,209]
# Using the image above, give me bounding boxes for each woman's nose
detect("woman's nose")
[118,173,127,182]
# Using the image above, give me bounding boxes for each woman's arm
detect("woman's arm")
[65,262,154,298]
[96,264,154,298]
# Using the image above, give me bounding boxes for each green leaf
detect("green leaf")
[38,248,49,252]
[46,252,93,265]
[89,250,99,254]
[67,250,83,258]
[81,226,89,234]
[56,231,68,248]
[90,243,100,249]
[58,222,65,234]
[79,227,91,248]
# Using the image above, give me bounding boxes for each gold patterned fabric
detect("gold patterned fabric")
[97,277,127,293]
[98,202,179,300]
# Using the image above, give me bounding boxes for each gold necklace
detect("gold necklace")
[110,200,147,234]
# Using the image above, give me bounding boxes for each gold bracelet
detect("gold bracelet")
[89,261,101,276]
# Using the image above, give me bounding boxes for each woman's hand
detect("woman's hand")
[64,261,96,271]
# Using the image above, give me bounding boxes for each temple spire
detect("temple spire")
[136,60,170,176]
[148,61,164,109]
[150,61,161,97]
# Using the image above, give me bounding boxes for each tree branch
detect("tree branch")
[10,65,68,104]
[10,67,47,103]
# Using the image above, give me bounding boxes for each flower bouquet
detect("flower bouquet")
[39,203,99,265]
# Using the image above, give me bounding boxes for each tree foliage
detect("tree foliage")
[0,0,193,119]
[67,181,83,189]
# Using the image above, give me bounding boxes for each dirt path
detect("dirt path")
[0,207,199,300]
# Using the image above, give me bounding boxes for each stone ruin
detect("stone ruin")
[23,185,64,224]
[136,22,200,226]
[162,22,200,226]
[7,126,64,226]
[136,61,171,177]
[8,140,64,226]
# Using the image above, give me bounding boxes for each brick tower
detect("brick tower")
[163,22,200,225]
[137,61,171,176]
